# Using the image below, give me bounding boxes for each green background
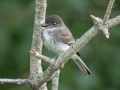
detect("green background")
[0,0,120,90]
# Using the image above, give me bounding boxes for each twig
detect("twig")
[30,50,54,65]
[102,0,115,38]
[103,0,115,25]
[0,78,28,84]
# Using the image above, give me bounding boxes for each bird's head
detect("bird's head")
[41,15,65,29]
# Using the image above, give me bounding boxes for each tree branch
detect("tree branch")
[103,0,115,25]
[108,15,120,28]
[101,0,115,38]
[30,50,54,65]
[29,0,47,90]
[0,79,28,84]
[51,70,60,90]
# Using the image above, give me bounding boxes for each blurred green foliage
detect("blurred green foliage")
[0,0,120,90]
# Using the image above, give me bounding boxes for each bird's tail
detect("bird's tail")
[71,54,92,76]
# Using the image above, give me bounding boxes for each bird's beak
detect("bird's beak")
[41,23,48,27]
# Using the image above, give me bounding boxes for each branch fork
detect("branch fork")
[91,15,110,39]
[90,0,115,39]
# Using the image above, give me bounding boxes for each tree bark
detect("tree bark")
[29,0,47,90]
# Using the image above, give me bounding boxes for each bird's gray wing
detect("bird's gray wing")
[58,26,92,76]
[58,26,75,46]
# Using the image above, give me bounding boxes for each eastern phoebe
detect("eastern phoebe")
[41,15,92,76]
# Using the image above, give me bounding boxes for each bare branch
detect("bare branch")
[103,0,115,25]
[51,70,60,90]
[0,79,28,84]
[30,50,54,65]
[108,15,120,28]
[29,0,47,90]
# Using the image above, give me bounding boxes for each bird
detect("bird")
[41,15,92,76]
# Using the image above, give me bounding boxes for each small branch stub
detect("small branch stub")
[90,15,102,24]
[103,29,110,39]
[106,34,110,39]
[29,50,36,56]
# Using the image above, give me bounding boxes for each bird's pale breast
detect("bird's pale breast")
[42,28,69,54]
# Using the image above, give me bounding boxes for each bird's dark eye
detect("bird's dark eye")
[53,23,56,25]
